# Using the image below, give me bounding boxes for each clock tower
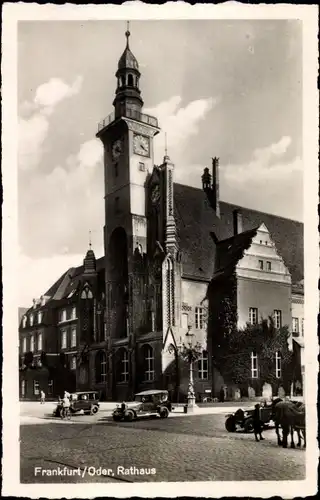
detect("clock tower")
[96,25,160,398]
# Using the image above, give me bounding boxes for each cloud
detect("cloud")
[18,113,49,171]
[34,76,83,116]
[220,136,303,220]
[145,96,216,164]
[18,76,83,171]
[171,136,302,221]
[18,251,85,306]
[19,138,104,259]
[253,136,292,165]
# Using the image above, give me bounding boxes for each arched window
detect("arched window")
[198,350,208,380]
[120,76,125,87]
[95,350,107,383]
[128,74,134,86]
[142,344,154,381]
[30,335,35,352]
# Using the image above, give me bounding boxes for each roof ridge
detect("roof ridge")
[173,182,303,224]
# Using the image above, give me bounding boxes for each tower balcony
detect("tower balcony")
[98,108,159,133]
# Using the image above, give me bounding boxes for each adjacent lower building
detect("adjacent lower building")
[19,28,304,401]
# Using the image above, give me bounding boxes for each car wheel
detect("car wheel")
[244,418,254,433]
[124,410,134,422]
[90,405,99,415]
[159,406,169,418]
[225,416,236,432]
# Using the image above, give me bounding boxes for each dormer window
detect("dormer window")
[258,260,263,270]
[37,311,42,324]
[266,261,271,271]
[30,314,34,327]
[22,316,27,328]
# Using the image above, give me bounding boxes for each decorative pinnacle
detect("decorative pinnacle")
[89,230,92,249]
[163,132,170,162]
[125,21,130,47]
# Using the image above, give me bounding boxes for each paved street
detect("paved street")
[20,404,305,483]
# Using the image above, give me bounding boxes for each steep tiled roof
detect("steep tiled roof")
[43,257,105,303]
[31,183,303,307]
[173,183,303,283]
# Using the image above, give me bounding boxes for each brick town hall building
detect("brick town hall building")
[19,29,304,401]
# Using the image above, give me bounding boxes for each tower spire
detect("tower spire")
[125,21,130,48]
[89,230,92,249]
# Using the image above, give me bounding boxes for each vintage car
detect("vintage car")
[112,389,173,422]
[53,391,100,417]
[225,402,274,433]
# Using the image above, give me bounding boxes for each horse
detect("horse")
[272,398,306,448]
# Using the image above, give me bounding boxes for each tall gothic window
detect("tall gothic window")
[251,352,258,379]
[198,351,208,380]
[166,258,175,327]
[142,344,155,382]
[95,350,107,383]
[117,348,129,382]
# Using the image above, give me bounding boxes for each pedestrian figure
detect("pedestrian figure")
[219,386,225,403]
[253,403,264,442]
[40,390,45,404]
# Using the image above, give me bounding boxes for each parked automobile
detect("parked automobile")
[53,391,100,417]
[225,402,274,433]
[112,389,173,422]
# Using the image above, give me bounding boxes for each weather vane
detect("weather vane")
[89,230,92,249]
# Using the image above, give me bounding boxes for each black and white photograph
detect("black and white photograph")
[2,3,318,498]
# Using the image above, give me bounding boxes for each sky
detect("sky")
[18,19,303,306]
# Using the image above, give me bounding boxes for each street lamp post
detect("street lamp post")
[186,326,197,410]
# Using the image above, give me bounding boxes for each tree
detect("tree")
[212,317,294,393]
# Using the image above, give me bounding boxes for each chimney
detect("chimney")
[212,157,220,217]
[233,209,243,235]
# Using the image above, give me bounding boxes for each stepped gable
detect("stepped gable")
[214,228,259,276]
[173,183,303,283]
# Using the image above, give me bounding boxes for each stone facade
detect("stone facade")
[18,29,304,402]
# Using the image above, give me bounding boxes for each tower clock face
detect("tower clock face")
[112,139,123,161]
[133,134,150,157]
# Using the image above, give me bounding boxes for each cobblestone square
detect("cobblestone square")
[20,411,305,483]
